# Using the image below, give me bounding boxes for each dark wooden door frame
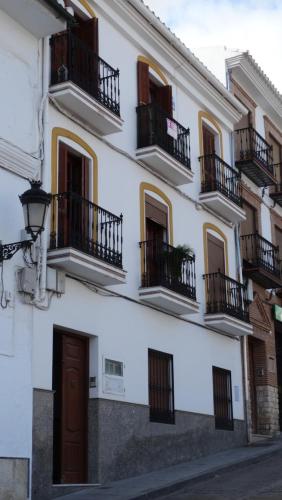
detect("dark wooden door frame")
[53,329,89,484]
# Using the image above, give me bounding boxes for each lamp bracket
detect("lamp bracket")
[0,240,33,263]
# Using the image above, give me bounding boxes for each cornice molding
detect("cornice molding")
[0,140,40,179]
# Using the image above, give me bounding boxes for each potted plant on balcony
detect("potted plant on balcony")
[168,244,194,282]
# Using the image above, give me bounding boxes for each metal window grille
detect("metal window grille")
[212,366,234,431]
[148,349,175,424]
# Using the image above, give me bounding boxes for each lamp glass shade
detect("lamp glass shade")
[19,181,51,241]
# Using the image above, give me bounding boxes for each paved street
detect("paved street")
[158,448,282,500]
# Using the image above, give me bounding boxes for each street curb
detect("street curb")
[132,443,282,499]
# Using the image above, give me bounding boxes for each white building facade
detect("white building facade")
[0,2,254,499]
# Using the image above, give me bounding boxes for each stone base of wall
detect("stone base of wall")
[0,457,29,500]
[32,393,247,499]
[256,385,280,435]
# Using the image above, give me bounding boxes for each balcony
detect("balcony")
[269,164,282,207]
[198,154,245,223]
[235,127,276,187]
[139,240,199,315]
[241,233,282,289]
[0,0,74,38]
[203,272,252,337]
[136,103,193,186]
[47,192,126,286]
[49,31,122,135]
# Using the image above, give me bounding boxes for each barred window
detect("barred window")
[213,366,234,430]
[148,349,174,424]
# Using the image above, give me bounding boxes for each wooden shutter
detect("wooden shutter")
[275,226,282,250]
[203,125,215,156]
[241,201,257,235]
[207,233,225,274]
[137,61,150,105]
[148,349,174,424]
[213,367,233,430]
[157,85,172,116]
[72,17,99,53]
[59,142,69,193]
[145,194,168,228]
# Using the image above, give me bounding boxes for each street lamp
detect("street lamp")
[0,180,51,262]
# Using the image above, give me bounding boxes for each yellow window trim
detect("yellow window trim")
[77,0,96,17]
[137,55,168,86]
[198,111,224,159]
[203,223,229,275]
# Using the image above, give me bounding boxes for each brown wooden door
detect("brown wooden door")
[54,332,89,484]
[248,338,258,434]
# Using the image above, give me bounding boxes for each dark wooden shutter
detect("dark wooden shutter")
[203,125,215,155]
[275,226,282,250]
[59,142,68,193]
[207,233,225,274]
[137,61,150,105]
[145,194,168,228]
[72,17,99,53]
[213,366,233,430]
[157,85,172,116]
[241,201,257,235]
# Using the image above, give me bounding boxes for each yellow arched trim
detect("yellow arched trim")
[137,56,168,86]
[203,223,229,275]
[198,111,224,159]
[77,0,96,17]
[51,127,98,234]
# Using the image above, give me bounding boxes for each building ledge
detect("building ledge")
[49,81,123,135]
[204,313,253,337]
[47,247,126,286]
[199,191,246,223]
[139,286,199,315]
[136,146,194,186]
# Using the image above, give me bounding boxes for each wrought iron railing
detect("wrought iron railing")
[203,272,249,322]
[235,126,273,173]
[136,103,191,169]
[50,31,120,116]
[140,240,196,300]
[50,192,123,268]
[240,233,281,278]
[199,153,242,207]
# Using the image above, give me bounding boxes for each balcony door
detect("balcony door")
[207,232,225,308]
[145,194,168,286]
[241,201,257,236]
[58,142,89,250]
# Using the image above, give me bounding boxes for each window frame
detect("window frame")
[212,366,234,431]
[148,348,175,425]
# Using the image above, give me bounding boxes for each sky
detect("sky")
[144,0,282,94]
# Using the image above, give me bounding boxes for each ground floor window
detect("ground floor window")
[148,349,174,424]
[213,366,233,430]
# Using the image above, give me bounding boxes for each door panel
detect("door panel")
[241,202,257,235]
[203,126,216,188]
[61,333,88,484]
[248,338,258,434]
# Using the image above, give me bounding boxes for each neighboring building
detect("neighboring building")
[0,2,262,499]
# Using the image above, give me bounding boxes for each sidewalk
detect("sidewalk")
[54,435,282,500]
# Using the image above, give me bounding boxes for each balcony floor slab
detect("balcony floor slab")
[204,313,253,337]
[139,286,199,315]
[199,191,246,223]
[49,81,123,135]
[47,247,126,286]
[136,146,193,186]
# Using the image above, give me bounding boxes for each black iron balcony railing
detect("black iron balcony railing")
[199,153,242,207]
[140,240,196,300]
[50,31,120,116]
[203,272,249,323]
[235,127,275,187]
[240,233,281,280]
[50,192,123,268]
[136,103,191,169]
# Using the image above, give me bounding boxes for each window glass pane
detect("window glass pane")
[105,359,123,377]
